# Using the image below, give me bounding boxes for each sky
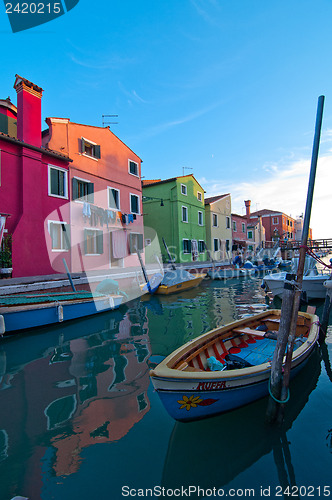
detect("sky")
[1,0,332,238]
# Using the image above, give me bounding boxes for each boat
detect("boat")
[262,256,332,299]
[142,269,206,295]
[149,308,319,421]
[161,346,321,491]
[0,290,124,335]
[208,266,256,279]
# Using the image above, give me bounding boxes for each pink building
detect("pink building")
[0,75,71,278]
[0,74,144,279]
[231,212,248,252]
[42,118,144,273]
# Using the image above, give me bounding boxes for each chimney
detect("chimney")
[244,200,251,219]
[14,74,43,148]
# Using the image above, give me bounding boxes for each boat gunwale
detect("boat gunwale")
[149,310,319,381]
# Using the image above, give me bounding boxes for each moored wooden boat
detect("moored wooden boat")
[150,309,319,421]
[0,291,124,335]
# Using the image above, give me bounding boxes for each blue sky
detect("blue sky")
[1,0,332,237]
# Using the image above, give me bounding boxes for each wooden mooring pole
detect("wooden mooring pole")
[266,95,325,424]
[320,280,332,342]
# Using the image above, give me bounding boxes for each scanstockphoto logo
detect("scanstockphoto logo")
[3,0,79,32]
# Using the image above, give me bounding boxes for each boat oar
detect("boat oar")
[162,237,176,270]
[135,246,152,293]
[62,258,76,292]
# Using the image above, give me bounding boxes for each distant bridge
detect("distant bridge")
[279,239,332,251]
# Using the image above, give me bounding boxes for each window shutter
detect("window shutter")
[87,182,94,204]
[84,229,88,254]
[94,145,101,159]
[138,234,143,251]
[97,232,104,254]
[62,224,71,250]
[129,233,135,253]
[72,178,78,200]
[81,138,86,154]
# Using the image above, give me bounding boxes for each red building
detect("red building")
[0,75,71,278]
[231,212,248,252]
[244,200,296,244]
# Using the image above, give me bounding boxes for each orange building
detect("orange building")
[42,118,144,273]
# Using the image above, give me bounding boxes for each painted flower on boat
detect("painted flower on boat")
[178,395,203,411]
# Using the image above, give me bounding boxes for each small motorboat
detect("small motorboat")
[262,256,331,299]
[150,309,319,421]
[142,269,206,295]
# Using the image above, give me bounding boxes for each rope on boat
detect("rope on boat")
[301,245,332,269]
[268,378,290,404]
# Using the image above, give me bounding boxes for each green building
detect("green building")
[142,175,207,264]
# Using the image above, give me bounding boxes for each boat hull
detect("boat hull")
[263,272,329,299]
[0,295,123,334]
[155,274,206,295]
[150,309,319,421]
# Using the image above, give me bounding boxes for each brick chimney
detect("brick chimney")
[244,200,251,220]
[14,74,43,148]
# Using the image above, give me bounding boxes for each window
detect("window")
[198,211,203,226]
[248,230,253,239]
[129,160,139,176]
[181,184,187,195]
[197,192,202,202]
[182,206,188,222]
[233,221,237,231]
[242,223,245,233]
[212,214,218,227]
[81,137,101,159]
[72,178,94,203]
[48,165,68,198]
[214,238,219,251]
[84,229,103,255]
[129,233,144,253]
[130,194,140,214]
[108,187,120,210]
[226,240,230,252]
[183,239,191,254]
[272,217,279,224]
[226,216,230,229]
[49,222,70,251]
[198,240,205,253]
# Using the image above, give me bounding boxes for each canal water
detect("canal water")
[0,276,332,499]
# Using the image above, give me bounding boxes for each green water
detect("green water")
[0,277,331,499]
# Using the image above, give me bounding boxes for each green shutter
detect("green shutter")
[97,232,104,254]
[62,224,71,250]
[138,234,143,251]
[94,145,101,159]
[87,183,94,204]
[72,178,78,200]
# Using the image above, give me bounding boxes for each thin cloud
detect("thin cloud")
[201,155,332,239]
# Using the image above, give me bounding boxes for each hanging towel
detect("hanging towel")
[83,202,91,218]
[128,213,134,224]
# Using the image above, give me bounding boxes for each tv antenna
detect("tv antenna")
[102,114,119,127]
[182,166,193,176]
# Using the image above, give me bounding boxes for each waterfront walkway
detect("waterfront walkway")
[0,259,232,296]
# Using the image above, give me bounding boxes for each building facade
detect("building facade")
[0,75,71,278]
[231,213,248,253]
[42,118,144,273]
[245,200,296,243]
[142,175,207,264]
[204,194,232,261]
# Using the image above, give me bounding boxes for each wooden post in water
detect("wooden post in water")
[266,95,325,424]
[320,280,332,342]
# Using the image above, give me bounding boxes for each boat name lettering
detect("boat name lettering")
[196,381,226,391]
